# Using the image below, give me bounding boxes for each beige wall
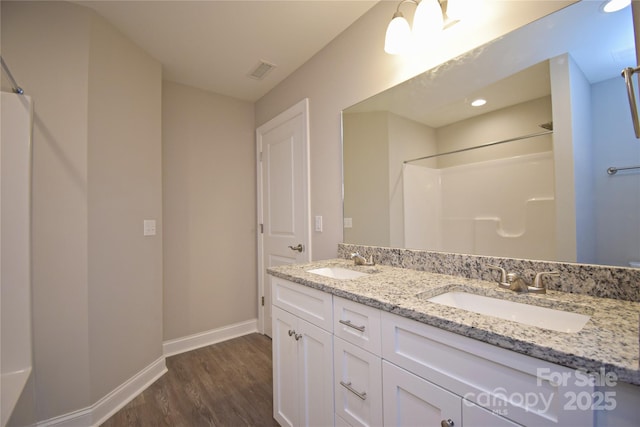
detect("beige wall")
[255,1,571,260]
[87,13,163,403]
[1,1,163,422]
[162,81,256,341]
[343,111,390,246]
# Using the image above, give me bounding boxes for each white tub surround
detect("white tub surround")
[1,92,33,427]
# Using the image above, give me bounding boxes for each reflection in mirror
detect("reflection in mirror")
[343,1,640,267]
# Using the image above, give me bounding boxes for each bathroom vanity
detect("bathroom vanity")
[268,251,640,427]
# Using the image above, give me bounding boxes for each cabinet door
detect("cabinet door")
[272,306,300,427]
[382,360,461,427]
[334,337,383,427]
[298,317,334,427]
[335,414,352,427]
[463,400,523,426]
[381,311,594,426]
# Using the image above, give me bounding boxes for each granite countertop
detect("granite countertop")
[268,258,640,386]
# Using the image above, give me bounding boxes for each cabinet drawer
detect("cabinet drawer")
[334,337,382,427]
[381,311,593,426]
[334,296,381,355]
[272,277,333,331]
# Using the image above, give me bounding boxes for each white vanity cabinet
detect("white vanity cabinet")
[271,277,334,427]
[381,311,594,427]
[383,360,520,427]
[333,297,383,427]
[271,275,602,427]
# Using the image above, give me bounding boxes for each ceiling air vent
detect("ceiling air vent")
[248,60,276,80]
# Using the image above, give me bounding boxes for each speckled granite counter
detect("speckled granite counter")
[268,258,640,386]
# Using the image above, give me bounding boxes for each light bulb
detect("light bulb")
[413,0,444,42]
[445,0,471,20]
[385,13,412,54]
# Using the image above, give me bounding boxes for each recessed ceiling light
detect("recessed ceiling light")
[603,0,630,13]
[471,98,487,107]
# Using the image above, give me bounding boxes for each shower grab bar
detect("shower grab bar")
[622,66,640,139]
[403,129,552,164]
[0,56,24,95]
[607,165,640,175]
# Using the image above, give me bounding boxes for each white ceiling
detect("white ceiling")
[77,0,379,102]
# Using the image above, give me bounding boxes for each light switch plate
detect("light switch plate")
[315,215,323,232]
[344,217,353,228]
[143,219,156,236]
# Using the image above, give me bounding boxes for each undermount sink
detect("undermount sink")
[426,291,590,333]
[307,267,370,280]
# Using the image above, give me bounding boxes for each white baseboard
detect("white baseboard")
[36,356,167,427]
[91,356,167,426]
[34,319,258,427]
[162,318,258,357]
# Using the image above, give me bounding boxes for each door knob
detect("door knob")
[440,419,454,427]
[288,244,304,253]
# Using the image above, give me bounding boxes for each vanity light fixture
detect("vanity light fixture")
[384,0,459,55]
[471,98,487,107]
[603,0,631,13]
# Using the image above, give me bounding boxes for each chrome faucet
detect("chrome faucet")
[351,252,374,266]
[488,265,559,294]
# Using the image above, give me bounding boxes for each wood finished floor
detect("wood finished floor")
[100,333,279,427]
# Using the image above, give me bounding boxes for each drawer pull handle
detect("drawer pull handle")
[339,319,365,332]
[440,419,454,427]
[340,381,367,400]
[288,329,295,337]
[294,333,302,341]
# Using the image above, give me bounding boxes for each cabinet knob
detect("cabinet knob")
[440,419,454,427]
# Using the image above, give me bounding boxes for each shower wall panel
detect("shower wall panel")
[404,151,556,260]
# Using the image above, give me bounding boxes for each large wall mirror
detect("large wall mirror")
[343,1,640,267]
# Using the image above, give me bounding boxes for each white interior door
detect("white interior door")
[257,99,310,337]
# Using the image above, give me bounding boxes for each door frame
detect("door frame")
[256,98,311,335]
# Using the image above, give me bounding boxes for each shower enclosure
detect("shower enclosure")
[1,90,33,427]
